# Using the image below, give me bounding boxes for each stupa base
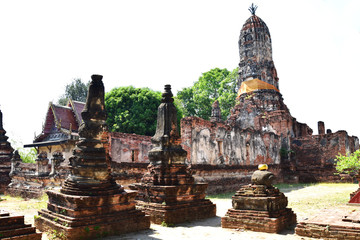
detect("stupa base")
[221,208,296,233]
[135,199,216,225]
[34,189,150,240]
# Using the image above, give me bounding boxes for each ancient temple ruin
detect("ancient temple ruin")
[34,75,150,239]
[6,151,66,198]
[130,85,216,224]
[181,5,359,183]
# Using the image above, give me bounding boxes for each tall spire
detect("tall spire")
[151,84,179,148]
[237,5,279,95]
[248,3,258,15]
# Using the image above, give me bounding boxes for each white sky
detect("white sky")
[1,0,359,146]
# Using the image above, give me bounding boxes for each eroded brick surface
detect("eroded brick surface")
[296,207,360,239]
[0,210,42,240]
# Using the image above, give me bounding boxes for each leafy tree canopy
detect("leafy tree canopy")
[10,139,37,163]
[105,86,162,136]
[58,78,90,105]
[335,149,360,177]
[176,67,238,121]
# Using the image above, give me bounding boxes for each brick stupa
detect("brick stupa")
[129,84,216,224]
[222,164,296,233]
[35,75,150,239]
[0,108,13,194]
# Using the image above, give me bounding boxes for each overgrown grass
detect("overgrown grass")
[284,183,357,219]
[1,194,48,212]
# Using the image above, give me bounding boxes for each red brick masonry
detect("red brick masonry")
[296,207,360,239]
[0,210,41,240]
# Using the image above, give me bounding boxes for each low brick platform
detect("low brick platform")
[296,207,360,239]
[136,199,216,224]
[0,211,42,240]
[130,182,216,225]
[222,208,296,233]
[35,189,150,240]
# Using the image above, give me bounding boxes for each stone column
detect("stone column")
[35,152,49,176]
[49,152,64,177]
[210,100,222,122]
[318,121,325,135]
[9,150,22,177]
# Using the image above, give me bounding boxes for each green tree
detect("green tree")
[105,86,162,136]
[177,67,238,121]
[335,149,360,177]
[10,139,37,163]
[58,78,90,105]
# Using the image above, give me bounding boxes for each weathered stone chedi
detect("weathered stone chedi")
[35,75,150,239]
[222,164,296,233]
[130,85,216,224]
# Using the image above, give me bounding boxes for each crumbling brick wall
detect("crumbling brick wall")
[181,116,228,164]
[109,132,152,163]
[291,130,359,182]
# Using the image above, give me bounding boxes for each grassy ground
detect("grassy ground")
[1,194,48,211]
[0,194,48,225]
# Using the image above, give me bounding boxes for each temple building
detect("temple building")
[180,6,359,182]
[24,99,85,163]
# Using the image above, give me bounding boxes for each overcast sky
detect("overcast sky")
[1,0,359,147]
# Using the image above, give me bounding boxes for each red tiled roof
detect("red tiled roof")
[35,101,85,142]
[43,106,54,135]
[70,100,85,124]
[52,105,78,131]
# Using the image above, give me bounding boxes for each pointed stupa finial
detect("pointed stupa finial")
[161,84,174,103]
[248,3,258,15]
